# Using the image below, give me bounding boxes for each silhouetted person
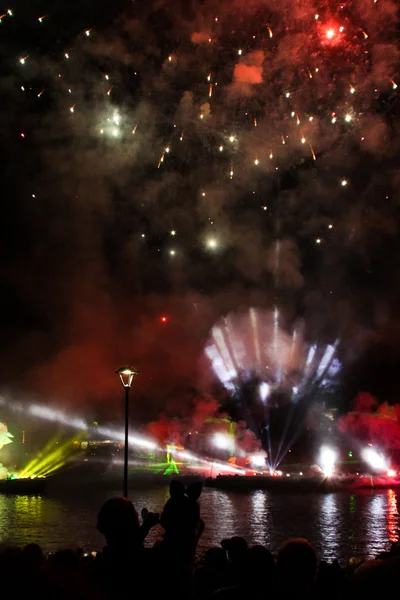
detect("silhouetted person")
[215,544,275,600]
[159,480,204,564]
[94,497,158,599]
[314,559,345,600]
[22,543,43,568]
[195,547,229,598]
[221,536,248,564]
[276,538,318,599]
[219,536,248,586]
[242,545,275,592]
[351,556,400,599]
[45,549,91,600]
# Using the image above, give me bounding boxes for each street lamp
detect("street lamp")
[116,366,140,498]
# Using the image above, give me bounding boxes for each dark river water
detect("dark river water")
[0,486,398,562]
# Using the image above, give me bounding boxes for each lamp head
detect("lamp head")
[116,367,140,388]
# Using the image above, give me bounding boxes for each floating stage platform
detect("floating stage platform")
[0,477,48,495]
[205,473,400,493]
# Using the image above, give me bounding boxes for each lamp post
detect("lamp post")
[116,367,140,498]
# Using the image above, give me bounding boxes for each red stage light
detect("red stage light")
[160,316,167,323]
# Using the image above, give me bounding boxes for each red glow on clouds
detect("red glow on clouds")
[339,392,400,460]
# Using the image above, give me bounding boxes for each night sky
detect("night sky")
[1,0,400,423]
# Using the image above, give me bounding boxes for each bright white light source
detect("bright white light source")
[259,382,270,402]
[206,238,218,249]
[319,446,337,477]
[250,454,266,468]
[362,448,387,472]
[213,433,233,450]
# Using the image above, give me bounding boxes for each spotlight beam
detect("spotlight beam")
[0,395,247,477]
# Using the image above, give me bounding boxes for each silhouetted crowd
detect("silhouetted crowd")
[1,480,400,600]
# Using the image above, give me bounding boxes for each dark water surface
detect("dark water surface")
[0,486,398,562]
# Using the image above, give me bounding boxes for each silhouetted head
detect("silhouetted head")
[22,543,43,571]
[161,480,203,537]
[169,480,202,503]
[352,557,400,598]
[221,537,248,562]
[277,538,317,589]
[50,549,80,570]
[97,497,140,548]
[239,545,275,589]
[169,480,186,498]
[247,544,275,568]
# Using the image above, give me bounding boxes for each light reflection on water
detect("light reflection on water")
[387,489,398,544]
[318,494,339,557]
[366,494,387,557]
[0,487,398,561]
[250,490,271,547]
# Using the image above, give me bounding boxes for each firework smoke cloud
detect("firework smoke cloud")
[0,0,399,415]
